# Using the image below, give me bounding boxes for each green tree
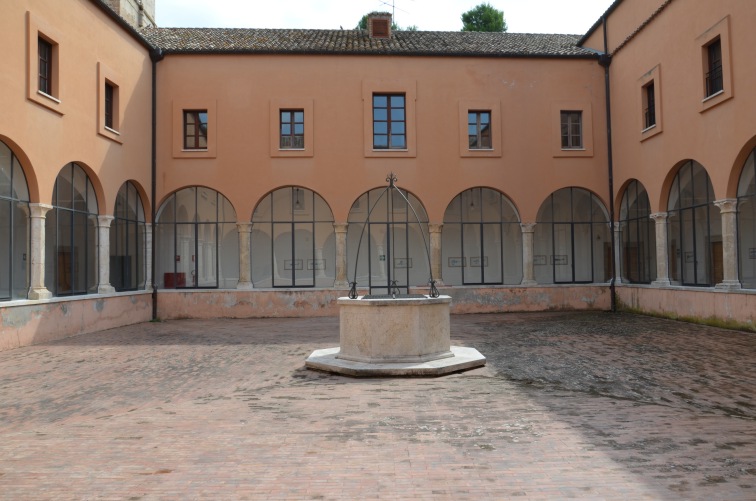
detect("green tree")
[461,3,507,32]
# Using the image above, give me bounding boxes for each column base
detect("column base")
[333,280,350,289]
[651,279,671,287]
[236,281,254,290]
[97,285,116,294]
[519,279,537,286]
[28,287,52,300]
[715,280,741,290]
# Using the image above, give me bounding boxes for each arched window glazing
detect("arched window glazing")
[155,187,238,289]
[737,147,756,289]
[442,188,522,285]
[619,180,656,283]
[45,163,98,296]
[251,187,335,288]
[0,141,30,300]
[667,161,721,286]
[347,188,429,295]
[534,187,610,284]
[110,181,146,291]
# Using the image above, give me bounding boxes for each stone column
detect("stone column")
[613,222,624,285]
[97,215,115,294]
[143,223,153,290]
[714,199,741,290]
[236,222,254,290]
[520,223,537,285]
[428,223,444,286]
[650,212,671,286]
[28,203,53,300]
[333,222,349,288]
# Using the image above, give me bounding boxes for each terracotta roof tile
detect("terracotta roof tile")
[139,28,594,58]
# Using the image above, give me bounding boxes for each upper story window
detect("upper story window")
[560,111,583,149]
[468,111,492,149]
[183,110,208,150]
[280,110,304,149]
[104,82,115,129]
[705,38,723,97]
[38,37,53,96]
[373,94,406,149]
[643,82,656,129]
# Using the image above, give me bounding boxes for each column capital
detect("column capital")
[713,198,738,214]
[520,222,536,233]
[333,222,349,234]
[28,203,53,218]
[649,212,668,222]
[236,221,253,233]
[428,223,443,234]
[97,215,115,228]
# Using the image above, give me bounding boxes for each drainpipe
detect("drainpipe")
[150,48,163,320]
[599,16,617,312]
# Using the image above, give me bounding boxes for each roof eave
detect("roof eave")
[577,0,624,47]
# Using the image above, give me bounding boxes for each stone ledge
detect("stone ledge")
[305,346,486,377]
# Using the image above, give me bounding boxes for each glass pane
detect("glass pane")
[12,201,29,298]
[390,135,406,148]
[155,222,175,288]
[87,214,98,293]
[294,111,304,122]
[271,188,292,220]
[272,222,292,286]
[281,111,291,123]
[44,209,56,293]
[196,223,217,287]
[312,192,333,221]
[551,189,572,223]
[533,222,553,284]
[373,108,387,121]
[314,222,336,287]
[72,212,88,293]
[373,95,387,107]
[481,189,500,221]
[390,95,404,107]
[572,189,592,221]
[294,223,314,287]
[0,200,10,298]
[738,151,755,197]
[480,112,490,124]
[737,194,756,289]
[218,222,239,288]
[374,135,388,148]
[553,223,573,283]
[463,223,482,284]
[197,187,217,223]
[482,223,503,284]
[0,143,12,198]
[72,166,87,212]
[294,124,304,135]
[175,188,196,222]
[369,223,388,291]
[390,108,405,121]
[219,195,236,222]
[692,162,712,206]
[468,113,476,124]
[251,224,272,287]
[281,124,291,135]
[502,222,523,284]
[252,193,272,222]
[56,166,73,208]
[156,194,176,223]
[175,223,195,287]
[574,223,594,282]
[392,122,405,134]
[441,222,462,286]
[679,163,694,209]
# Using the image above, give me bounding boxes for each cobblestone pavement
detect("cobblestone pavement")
[0,311,754,500]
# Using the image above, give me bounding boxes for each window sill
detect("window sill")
[182,149,209,152]
[641,124,657,133]
[372,149,409,152]
[37,90,60,103]
[702,89,724,103]
[468,148,494,152]
[560,148,585,151]
[279,148,305,152]
[104,126,120,135]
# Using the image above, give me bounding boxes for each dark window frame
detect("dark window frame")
[373,94,406,150]
[104,82,115,130]
[110,181,146,292]
[183,110,208,150]
[38,36,53,96]
[560,111,583,149]
[705,38,723,97]
[643,82,656,129]
[279,109,305,149]
[468,111,492,149]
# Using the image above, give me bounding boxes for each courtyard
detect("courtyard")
[0,311,754,500]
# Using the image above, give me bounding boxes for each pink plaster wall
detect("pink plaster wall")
[617,286,756,327]
[0,294,152,352]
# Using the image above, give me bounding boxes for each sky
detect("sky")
[155,0,616,35]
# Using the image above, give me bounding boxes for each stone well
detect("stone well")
[305,295,486,377]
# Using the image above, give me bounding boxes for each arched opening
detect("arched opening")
[110,181,146,291]
[0,140,30,300]
[737,147,756,289]
[155,187,238,289]
[618,180,656,283]
[347,187,429,295]
[442,187,522,285]
[667,161,721,286]
[45,163,98,296]
[250,187,335,288]
[534,187,610,284]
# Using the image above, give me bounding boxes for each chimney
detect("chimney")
[368,12,392,39]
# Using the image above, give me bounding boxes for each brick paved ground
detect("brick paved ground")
[0,311,754,500]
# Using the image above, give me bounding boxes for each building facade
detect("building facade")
[1,0,754,350]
